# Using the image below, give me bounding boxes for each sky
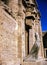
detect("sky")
[37,0,47,31]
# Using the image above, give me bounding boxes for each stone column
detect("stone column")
[25,19,32,56]
[8,0,26,60]
[7,0,19,57]
[35,19,41,58]
[29,29,35,52]
[38,20,44,58]
[29,20,35,53]
[25,30,28,56]
[35,18,44,58]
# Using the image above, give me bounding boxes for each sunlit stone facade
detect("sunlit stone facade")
[0,0,44,65]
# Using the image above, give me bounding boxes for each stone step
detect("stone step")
[22,60,47,65]
[22,61,41,65]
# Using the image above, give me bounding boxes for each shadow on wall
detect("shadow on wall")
[1,0,9,5]
[43,33,47,48]
[43,33,47,58]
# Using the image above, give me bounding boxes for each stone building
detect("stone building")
[0,0,44,65]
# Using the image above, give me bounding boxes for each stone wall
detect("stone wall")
[0,7,20,65]
[0,0,44,65]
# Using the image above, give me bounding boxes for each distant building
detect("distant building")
[42,31,47,58]
[0,0,44,65]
